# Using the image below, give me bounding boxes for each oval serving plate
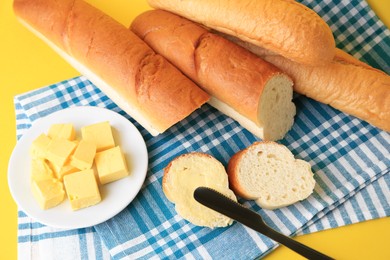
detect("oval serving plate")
[8,106,148,229]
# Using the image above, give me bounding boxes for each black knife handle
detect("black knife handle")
[264,227,334,260]
[194,187,334,260]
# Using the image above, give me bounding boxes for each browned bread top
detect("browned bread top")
[147,0,336,66]
[14,0,209,135]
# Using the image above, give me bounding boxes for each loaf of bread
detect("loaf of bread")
[223,35,390,132]
[147,0,335,66]
[163,152,237,228]
[131,10,296,141]
[227,142,316,209]
[13,0,209,136]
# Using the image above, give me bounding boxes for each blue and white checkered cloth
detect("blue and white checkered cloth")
[14,0,390,259]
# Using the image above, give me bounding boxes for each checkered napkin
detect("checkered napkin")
[14,0,390,259]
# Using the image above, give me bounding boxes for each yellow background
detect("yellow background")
[1,0,389,259]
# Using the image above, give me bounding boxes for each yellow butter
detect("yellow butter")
[31,178,65,210]
[48,161,79,181]
[46,138,77,167]
[70,140,96,170]
[95,146,128,185]
[81,121,115,152]
[63,169,101,210]
[30,158,54,182]
[30,134,51,159]
[48,123,76,141]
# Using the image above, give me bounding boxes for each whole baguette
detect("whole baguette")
[13,0,209,136]
[147,0,335,66]
[131,10,296,141]
[223,35,390,132]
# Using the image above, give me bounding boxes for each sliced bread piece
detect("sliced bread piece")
[227,142,315,209]
[163,152,237,228]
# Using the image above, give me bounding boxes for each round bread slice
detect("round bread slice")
[163,152,237,228]
[227,142,315,209]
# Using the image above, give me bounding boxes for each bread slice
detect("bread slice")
[227,142,315,209]
[163,152,237,228]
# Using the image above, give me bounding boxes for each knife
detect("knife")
[194,187,334,260]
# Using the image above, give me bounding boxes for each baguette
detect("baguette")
[146,0,335,66]
[223,35,390,132]
[13,0,209,136]
[227,142,316,209]
[131,10,296,141]
[163,152,237,228]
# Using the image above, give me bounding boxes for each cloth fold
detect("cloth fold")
[14,0,389,259]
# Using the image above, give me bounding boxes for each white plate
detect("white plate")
[8,106,148,229]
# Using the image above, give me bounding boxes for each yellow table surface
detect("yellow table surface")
[1,0,389,259]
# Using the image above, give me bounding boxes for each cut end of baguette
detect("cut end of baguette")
[208,74,295,141]
[259,74,295,140]
[227,142,315,209]
[163,152,236,228]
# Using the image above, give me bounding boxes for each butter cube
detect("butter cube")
[48,161,79,181]
[31,158,54,182]
[48,123,76,140]
[30,134,51,158]
[95,146,128,185]
[63,169,101,210]
[31,178,65,210]
[46,138,77,167]
[70,140,96,170]
[81,121,115,152]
